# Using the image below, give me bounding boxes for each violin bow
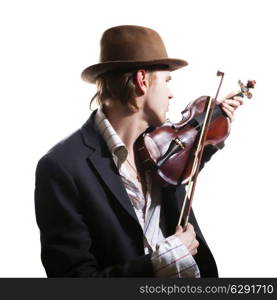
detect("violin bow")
[177,71,224,227]
[177,73,256,228]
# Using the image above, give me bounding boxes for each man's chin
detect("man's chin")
[147,112,167,128]
[160,115,167,126]
[151,118,166,128]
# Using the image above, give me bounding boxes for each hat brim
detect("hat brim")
[81,58,188,84]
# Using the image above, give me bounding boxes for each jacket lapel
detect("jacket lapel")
[80,111,140,226]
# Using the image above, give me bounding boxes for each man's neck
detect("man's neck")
[102,101,148,160]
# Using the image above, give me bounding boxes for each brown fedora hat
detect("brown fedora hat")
[81,25,188,83]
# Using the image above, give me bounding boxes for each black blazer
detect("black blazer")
[35,111,219,277]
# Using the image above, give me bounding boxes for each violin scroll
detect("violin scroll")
[238,79,256,99]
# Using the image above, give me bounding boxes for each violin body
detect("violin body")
[135,96,230,186]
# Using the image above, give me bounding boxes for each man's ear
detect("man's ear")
[135,69,150,96]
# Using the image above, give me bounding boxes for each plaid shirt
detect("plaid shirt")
[95,106,200,278]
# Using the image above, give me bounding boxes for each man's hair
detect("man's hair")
[90,65,168,111]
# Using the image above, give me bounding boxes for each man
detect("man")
[35,25,243,277]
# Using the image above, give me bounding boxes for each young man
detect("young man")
[35,25,243,277]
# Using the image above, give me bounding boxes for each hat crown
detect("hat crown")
[81,25,188,83]
[100,25,168,63]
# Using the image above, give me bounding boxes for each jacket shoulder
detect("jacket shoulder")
[37,111,99,172]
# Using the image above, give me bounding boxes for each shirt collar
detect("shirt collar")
[95,105,128,166]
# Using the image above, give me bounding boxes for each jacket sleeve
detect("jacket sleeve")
[200,142,225,169]
[34,156,154,277]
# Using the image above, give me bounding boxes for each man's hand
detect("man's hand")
[174,223,199,256]
[218,92,244,122]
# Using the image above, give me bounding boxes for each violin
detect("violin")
[135,76,256,186]
[135,72,255,226]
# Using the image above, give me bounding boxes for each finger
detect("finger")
[187,235,198,249]
[222,99,242,108]
[221,106,234,122]
[222,102,235,112]
[188,241,198,254]
[223,98,243,107]
[232,96,244,104]
[222,105,234,115]
[191,238,199,249]
[175,225,183,234]
[185,223,195,235]
[191,248,198,256]
[217,91,238,103]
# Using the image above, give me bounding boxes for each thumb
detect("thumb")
[175,225,183,234]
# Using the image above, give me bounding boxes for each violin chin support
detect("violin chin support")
[174,137,185,149]
[157,137,185,168]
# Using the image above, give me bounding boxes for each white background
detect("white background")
[0,0,276,277]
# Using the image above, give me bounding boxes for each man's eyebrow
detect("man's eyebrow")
[166,75,172,80]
